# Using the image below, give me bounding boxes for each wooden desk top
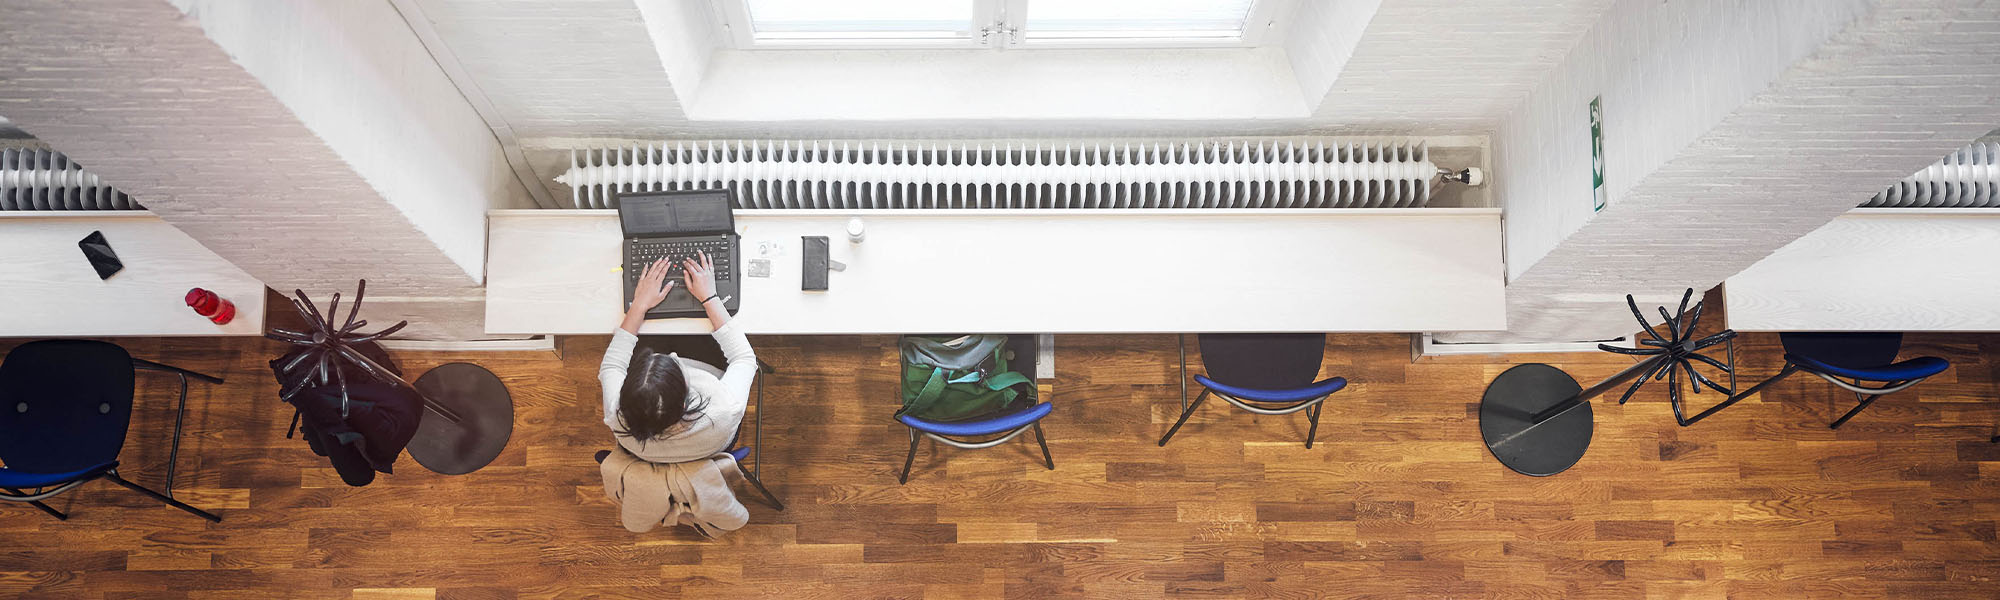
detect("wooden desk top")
[0,212,266,337]
[1726,209,2000,332]
[486,209,1506,335]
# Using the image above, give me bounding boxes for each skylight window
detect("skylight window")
[715,0,1289,49]
[736,0,977,45]
[1024,0,1258,43]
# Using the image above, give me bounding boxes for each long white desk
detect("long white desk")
[0,212,266,337]
[486,209,1506,335]
[1726,209,2000,332]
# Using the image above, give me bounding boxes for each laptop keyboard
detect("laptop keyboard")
[630,238,733,283]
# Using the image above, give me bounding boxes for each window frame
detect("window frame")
[710,0,1292,50]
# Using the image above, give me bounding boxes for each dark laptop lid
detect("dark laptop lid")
[617,190,735,237]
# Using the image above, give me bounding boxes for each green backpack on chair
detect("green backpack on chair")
[898,335,1034,422]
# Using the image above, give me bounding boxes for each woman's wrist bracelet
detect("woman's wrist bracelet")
[700,294,720,305]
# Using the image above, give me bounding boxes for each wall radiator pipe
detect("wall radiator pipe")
[0,149,138,210]
[557,139,1477,210]
[1863,141,2000,207]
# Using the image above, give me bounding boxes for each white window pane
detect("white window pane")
[1024,0,1255,39]
[746,0,975,38]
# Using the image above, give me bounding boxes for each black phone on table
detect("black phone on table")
[78,230,124,280]
[802,236,829,291]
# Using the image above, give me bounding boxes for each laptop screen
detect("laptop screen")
[618,191,734,237]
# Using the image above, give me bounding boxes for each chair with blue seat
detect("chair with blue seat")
[1160,333,1347,449]
[896,335,1052,484]
[1770,332,1949,429]
[0,339,222,522]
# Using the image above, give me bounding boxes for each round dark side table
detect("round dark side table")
[407,362,513,475]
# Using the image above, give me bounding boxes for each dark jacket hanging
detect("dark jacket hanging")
[269,343,422,487]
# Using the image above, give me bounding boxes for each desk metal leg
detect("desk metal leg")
[1177,334,1188,411]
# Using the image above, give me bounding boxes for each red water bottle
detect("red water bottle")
[184,288,236,325]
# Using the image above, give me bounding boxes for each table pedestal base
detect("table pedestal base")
[1480,363,1593,477]
[408,363,514,475]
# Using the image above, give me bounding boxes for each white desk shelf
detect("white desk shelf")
[1726,209,2000,332]
[487,209,1506,335]
[0,212,266,337]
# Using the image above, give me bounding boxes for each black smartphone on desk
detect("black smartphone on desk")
[78,230,124,280]
[802,236,830,291]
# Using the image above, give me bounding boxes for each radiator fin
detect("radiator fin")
[1863,141,2000,208]
[556,139,1438,210]
[0,149,139,210]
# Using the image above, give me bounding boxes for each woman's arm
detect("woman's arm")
[679,252,731,331]
[683,252,756,413]
[620,258,676,335]
[604,259,676,427]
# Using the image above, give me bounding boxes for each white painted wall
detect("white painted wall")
[690,48,1308,122]
[1459,0,2000,343]
[633,0,721,109]
[171,0,533,281]
[1493,0,1871,280]
[1310,0,1617,131]
[410,0,690,139]
[1283,0,1382,105]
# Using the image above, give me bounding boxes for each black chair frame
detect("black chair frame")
[1,464,220,522]
[1159,334,1332,449]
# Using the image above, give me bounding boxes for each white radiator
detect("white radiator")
[0,149,138,210]
[556,139,1458,210]
[1864,141,2000,207]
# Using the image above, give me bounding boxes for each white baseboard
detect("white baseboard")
[1418,333,1631,356]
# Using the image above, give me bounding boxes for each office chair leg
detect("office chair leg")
[740,469,786,511]
[1033,422,1054,470]
[286,409,301,439]
[1304,402,1323,449]
[166,372,188,497]
[898,429,921,484]
[1158,389,1210,447]
[4,488,68,520]
[103,472,220,522]
[1829,391,1885,430]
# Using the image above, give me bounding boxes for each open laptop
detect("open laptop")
[616,189,740,319]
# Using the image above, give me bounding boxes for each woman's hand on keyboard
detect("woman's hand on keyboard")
[681,251,718,302]
[632,258,676,310]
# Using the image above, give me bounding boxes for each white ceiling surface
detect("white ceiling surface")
[407,0,1614,191]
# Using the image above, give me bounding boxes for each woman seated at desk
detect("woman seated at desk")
[597,252,756,462]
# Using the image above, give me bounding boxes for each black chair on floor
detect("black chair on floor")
[1780,332,1948,429]
[0,340,222,521]
[1160,333,1346,449]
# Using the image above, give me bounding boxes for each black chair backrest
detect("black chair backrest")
[1780,332,1903,369]
[1198,333,1326,390]
[0,340,135,473]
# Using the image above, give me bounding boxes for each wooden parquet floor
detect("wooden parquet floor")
[3,327,2000,599]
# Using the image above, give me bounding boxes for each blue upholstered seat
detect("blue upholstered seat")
[1194,375,1347,403]
[1787,354,1949,382]
[898,401,1053,437]
[727,447,750,463]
